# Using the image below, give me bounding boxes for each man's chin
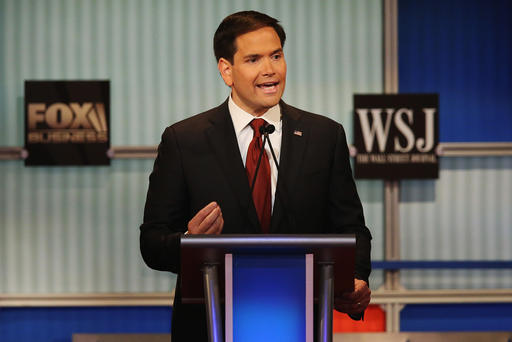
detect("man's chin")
[259,95,282,108]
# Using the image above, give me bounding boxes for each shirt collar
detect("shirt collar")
[228,95,282,137]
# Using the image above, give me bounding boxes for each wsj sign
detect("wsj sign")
[353,94,439,179]
[25,81,110,166]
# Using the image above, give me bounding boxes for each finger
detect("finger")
[340,288,359,300]
[342,289,363,301]
[352,298,371,313]
[188,202,218,229]
[336,299,369,315]
[204,209,224,235]
[341,291,357,300]
[335,294,368,305]
[336,291,371,311]
[343,281,370,301]
[344,289,370,302]
[214,214,224,235]
[199,207,222,233]
[214,210,224,234]
[188,203,220,234]
[347,293,371,308]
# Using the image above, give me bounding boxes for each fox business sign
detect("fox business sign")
[25,81,110,166]
[353,94,439,179]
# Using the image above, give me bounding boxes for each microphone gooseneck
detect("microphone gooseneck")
[262,124,279,171]
[250,132,269,194]
[250,121,296,233]
[263,123,297,233]
[251,123,276,195]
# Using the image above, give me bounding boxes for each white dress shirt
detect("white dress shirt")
[228,95,282,211]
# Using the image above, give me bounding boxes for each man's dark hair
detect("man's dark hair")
[213,11,286,64]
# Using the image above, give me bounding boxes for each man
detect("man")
[140,10,372,341]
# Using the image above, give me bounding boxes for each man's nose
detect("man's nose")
[260,57,275,76]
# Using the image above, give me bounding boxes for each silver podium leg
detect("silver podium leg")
[318,263,334,342]
[202,264,224,342]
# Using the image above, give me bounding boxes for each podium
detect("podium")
[181,234,356,342]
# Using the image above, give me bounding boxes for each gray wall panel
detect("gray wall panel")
[0,160,175,293]
[400,157,512,289]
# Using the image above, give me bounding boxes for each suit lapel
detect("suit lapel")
[205,100,261,233]
[270,101,309,232]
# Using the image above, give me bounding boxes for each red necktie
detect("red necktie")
[246,119,271,233]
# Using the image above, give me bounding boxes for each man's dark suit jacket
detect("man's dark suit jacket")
[140,99,372,341]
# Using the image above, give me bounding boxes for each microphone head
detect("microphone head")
[259,124,266,135]
[259,123,276,135]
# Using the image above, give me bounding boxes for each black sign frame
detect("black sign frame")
[25,80,110,166]
[353,94,439,179]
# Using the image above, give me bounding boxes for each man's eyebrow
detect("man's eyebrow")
[243,49,283,60]
[244,54,261,60]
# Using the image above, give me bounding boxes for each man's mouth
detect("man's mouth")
[257,81,279,94]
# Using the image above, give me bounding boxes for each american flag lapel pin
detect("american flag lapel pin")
[293,130,303,136]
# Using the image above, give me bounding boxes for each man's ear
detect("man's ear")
[218,58,233,87]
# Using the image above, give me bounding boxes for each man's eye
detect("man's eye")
[272,54,282,60]
[248,57,258,63]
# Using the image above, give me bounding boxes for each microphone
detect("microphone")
[258,123,297,233]
[259,124,279,170]
[259,124,275,135]
[250,125,271,195]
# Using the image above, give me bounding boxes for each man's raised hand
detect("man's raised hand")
[187,202,224,235]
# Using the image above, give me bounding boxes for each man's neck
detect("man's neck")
[228,95,281,128]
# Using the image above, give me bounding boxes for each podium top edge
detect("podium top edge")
[181,234,356,248]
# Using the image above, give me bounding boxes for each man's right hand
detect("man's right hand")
[187,201,224,235]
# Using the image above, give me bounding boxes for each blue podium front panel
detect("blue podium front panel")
[230,254,308,342]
